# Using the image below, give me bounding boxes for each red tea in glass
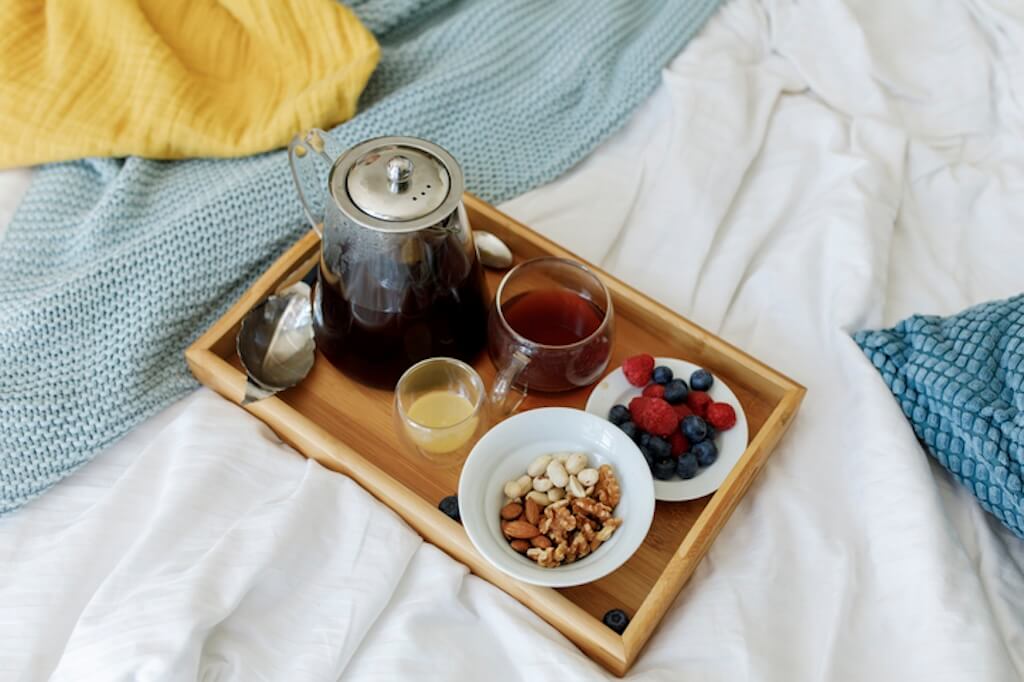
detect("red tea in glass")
[501,289,604,346]
[488,258,614,394]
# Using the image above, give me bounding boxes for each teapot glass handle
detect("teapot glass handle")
[489,350,530,418]
[288,128,344,238]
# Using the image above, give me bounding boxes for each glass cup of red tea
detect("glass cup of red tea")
[488,257,614,412]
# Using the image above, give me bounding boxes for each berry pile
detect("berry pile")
[610,354,738,481]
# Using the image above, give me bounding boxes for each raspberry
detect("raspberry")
[628,396,677,437]
[671,402,692,423]
[642,383,665,399]
[622,354,655,387]
[686,390,712,418]
[706,402,737,430]
[669,431,690,456]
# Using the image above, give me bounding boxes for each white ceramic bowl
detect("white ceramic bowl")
[458,407,655,588]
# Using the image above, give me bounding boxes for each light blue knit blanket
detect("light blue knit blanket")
[0,0,722,513]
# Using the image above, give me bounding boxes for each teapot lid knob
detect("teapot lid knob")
[385,155,414,189]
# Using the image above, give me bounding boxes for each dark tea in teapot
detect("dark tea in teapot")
[313,220,488,388]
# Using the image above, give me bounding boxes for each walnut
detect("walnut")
[539,500,576,545]
[572,509,602,534]
[571,497,612,522]
[594,464,621,508]
[526,547,560,568]
[596,516,622,542]
[566,531,591,562]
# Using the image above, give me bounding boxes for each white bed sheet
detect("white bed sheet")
[3,0,1024,679]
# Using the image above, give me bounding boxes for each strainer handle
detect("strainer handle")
[287,129,343,237]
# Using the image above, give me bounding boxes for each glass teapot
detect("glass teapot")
[288,130,489,389]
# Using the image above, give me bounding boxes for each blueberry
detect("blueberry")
[676,453,699,479]
[438,495,461,523]
[608,404,631,425]
[639,445,655,468]
[618,421,638,441]
[653,456,676,480]
[652,366,674,385]
[693,439,718,467]
[681,415,708,443]
[603,608,630,634]
[662,379,689,405]
[690,368,714,391]
[705,424,718,442]
[638,432,652,448]
[647,436,672,460]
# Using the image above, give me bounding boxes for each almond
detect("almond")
[530,535,552,549]
[500,502,523,520]
[510,539,530,554]
[503,520,541,539]
[524,497,540,526]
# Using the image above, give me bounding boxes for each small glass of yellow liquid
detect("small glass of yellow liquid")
[394,357,488,465]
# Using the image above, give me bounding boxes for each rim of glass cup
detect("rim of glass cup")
[395,357,486,431]
[493,256,613,351]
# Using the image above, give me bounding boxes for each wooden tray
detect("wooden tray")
[186,194,804,676]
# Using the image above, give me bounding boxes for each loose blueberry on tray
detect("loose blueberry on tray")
[652,365,673,385]
[438,495,461,523]
[603,608,630,634]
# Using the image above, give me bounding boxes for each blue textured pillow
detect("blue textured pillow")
[853,294,1024,539]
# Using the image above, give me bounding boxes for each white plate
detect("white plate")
[584,357,749,501]
[458,408,655,587]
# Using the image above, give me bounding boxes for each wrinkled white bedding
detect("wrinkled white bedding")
[3,0,1024,679]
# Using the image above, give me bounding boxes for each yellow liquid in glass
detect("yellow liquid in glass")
[406,391,479,454]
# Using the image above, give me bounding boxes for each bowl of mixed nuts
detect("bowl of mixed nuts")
[458,407,655,587]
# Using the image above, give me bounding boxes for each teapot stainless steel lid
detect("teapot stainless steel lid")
[328,136,464,233]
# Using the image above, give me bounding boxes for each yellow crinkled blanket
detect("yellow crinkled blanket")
[0,0,379,167]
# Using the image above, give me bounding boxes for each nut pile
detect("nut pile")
[500,453,622,568]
